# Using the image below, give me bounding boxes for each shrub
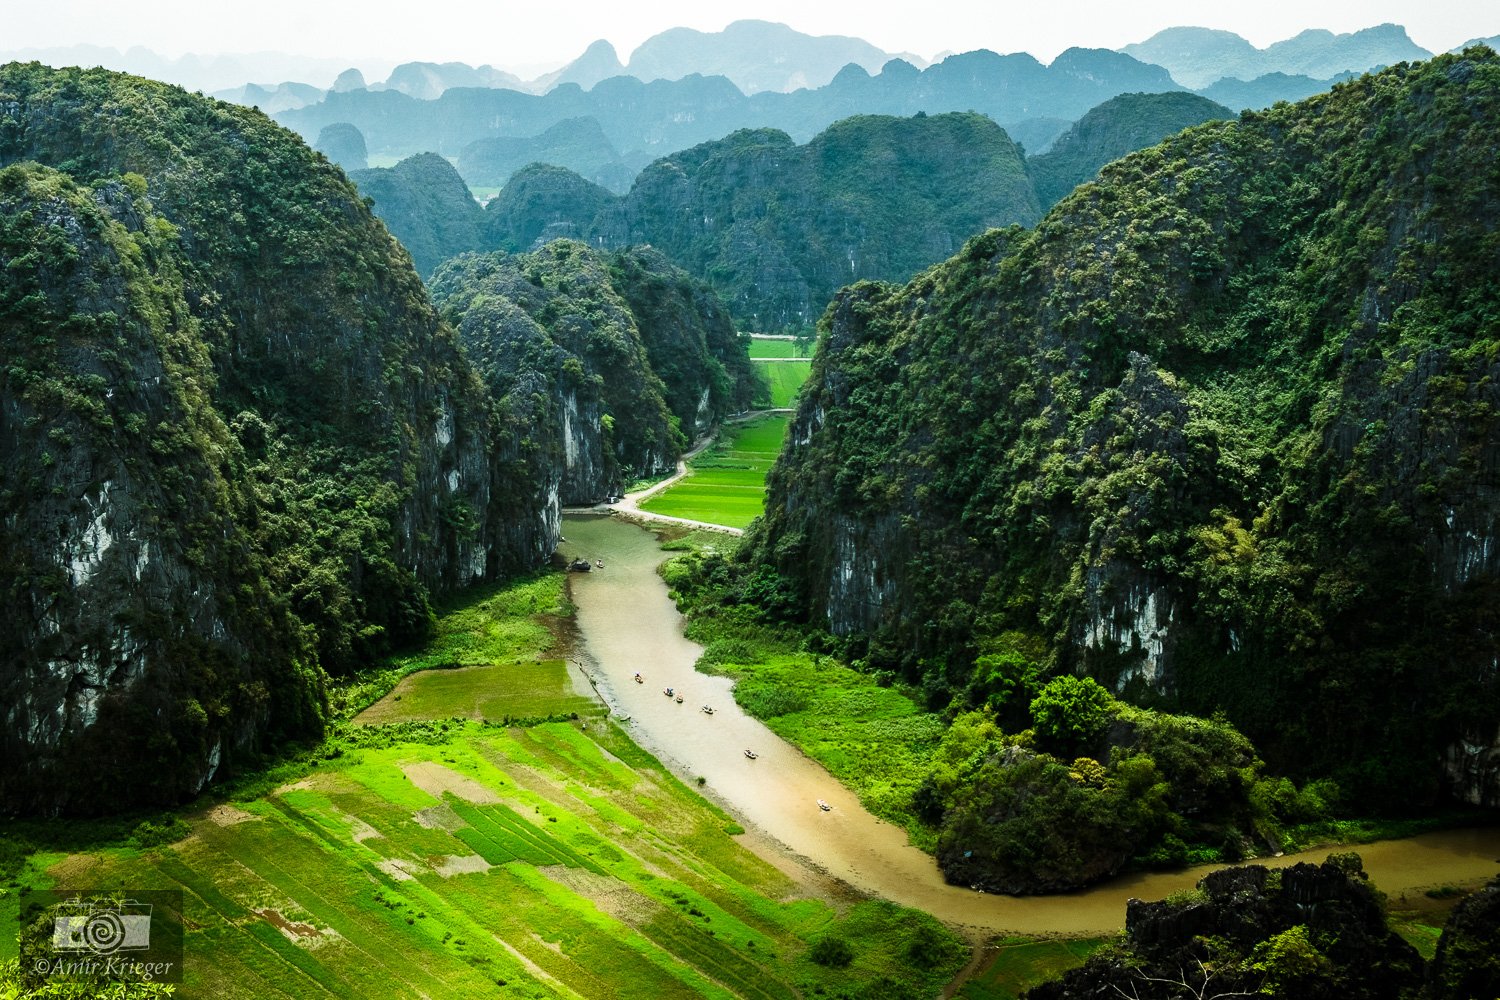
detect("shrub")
[1030,675,1115,749]
[809,935,854,968]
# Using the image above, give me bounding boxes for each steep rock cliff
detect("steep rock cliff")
[750,52,1500,805]
[0,165,323,811]
[607,245,762,437]
[0,64,557,813]
[429,242,683,503]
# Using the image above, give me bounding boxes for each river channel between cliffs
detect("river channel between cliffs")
[560,512,1500,935]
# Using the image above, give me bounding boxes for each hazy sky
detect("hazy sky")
[9,0,1497,71]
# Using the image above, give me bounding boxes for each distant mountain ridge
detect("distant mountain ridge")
[1121,23,1432,88]
[278,45,1192,172]
[359,113,1041,330]
[624,19,916,94]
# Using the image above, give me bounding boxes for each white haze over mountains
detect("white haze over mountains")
[5,0,1496,89]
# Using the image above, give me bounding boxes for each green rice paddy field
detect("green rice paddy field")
[746,339,813,360]
[2,572,965,999]
[639,416,788,529]
[757,362,811,408]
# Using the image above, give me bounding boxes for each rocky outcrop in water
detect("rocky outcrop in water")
[1027,857,1424,999]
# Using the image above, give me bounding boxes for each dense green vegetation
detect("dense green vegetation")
[1,567,967,1000]
[1027,92,1232,209]
[742,50,1500,834]
[607,245,765,430]
[429,241,762,504]
[480,113,1041,331]
[662,534,1343,892]
[0,63,547,812]
[0,63,766,815]
[348,153,487,275]
[481,163,617,253]
[641,416,789,529]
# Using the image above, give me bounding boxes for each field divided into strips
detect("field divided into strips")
[26,723,962,999]
[640,415,789,529]
[15,575,965,999]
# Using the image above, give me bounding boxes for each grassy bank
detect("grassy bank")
[2,568,967,999]
[955,938,1111,1000]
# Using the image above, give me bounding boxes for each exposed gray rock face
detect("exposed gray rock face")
[429,242,683,505]
[0,169,317,811]
[750,56,1500,807]
[0,65,565,814]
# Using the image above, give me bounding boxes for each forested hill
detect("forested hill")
[587,113,1040,330]
[348,152,488,274]
[365,112,1039,331]
[429,241,762,503]
[357,99,1232,330]
[747,50,1500,808]
[0,64,753,814]
[1028,91,1233,209]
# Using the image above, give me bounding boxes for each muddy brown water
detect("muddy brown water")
[561,513,1500,935]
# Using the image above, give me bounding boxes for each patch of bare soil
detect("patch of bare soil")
[400,761,501,803]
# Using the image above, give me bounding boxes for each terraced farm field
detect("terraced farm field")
[6,573,965,999]
[640,416,789,529]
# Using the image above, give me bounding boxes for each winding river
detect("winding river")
[561,512,1500,935]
